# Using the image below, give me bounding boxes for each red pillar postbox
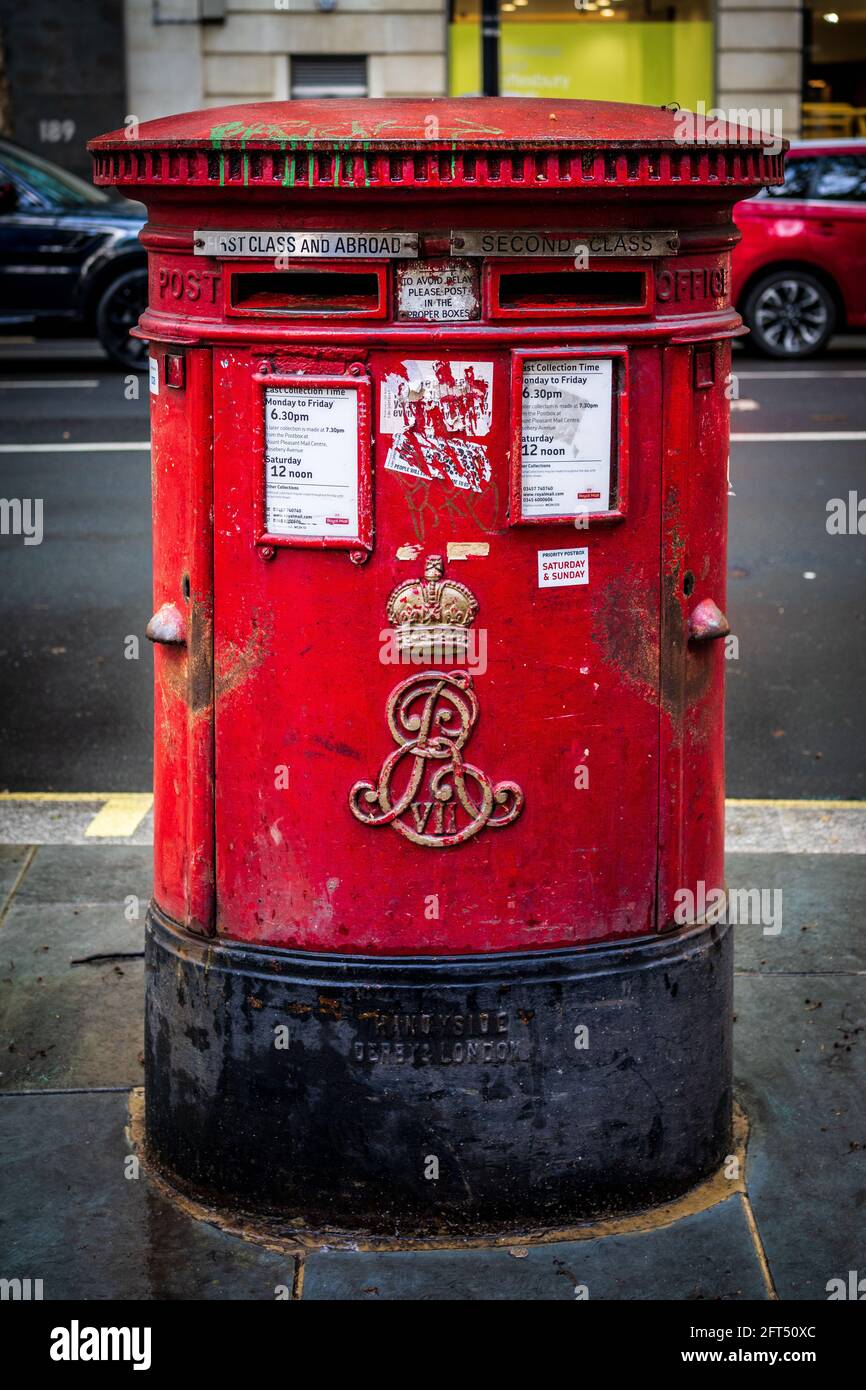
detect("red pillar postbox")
[90,100,783,1232]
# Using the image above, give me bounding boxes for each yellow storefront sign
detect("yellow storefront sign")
[450,20,713,112]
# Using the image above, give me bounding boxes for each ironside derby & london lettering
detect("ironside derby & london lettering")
[352,1009,530,1064]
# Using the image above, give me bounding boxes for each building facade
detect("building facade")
[2,1,866,179]
[126,0,448,123]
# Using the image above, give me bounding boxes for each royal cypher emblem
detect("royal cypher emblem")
[349,556,524,847]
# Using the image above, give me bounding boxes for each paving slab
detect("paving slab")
[0,1091,296,1300]
[12,843,152,906]
[0,844,32,908]
[301,1197,767,1301]
[734,972,866,1300]
[0,901,144,1090]
[730,852,866,974]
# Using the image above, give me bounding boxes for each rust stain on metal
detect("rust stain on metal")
[215,612,273,701]
[591,572,659,706]
[158,600,214,715]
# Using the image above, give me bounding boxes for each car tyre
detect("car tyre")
[743,269,837,359]
[95,267,148,371]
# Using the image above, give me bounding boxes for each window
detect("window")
[290,57,367,99]
[0,142,112,210]
[813,154,866,201]
[802,0,866,134]
[762,157,817,200]
[449,0,713,111]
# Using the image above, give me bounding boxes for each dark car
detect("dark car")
[0,139,147,369]
[733,139,866,358]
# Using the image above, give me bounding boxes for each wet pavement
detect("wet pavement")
[1,830,863,1301]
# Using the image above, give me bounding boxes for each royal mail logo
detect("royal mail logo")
[326,516,350,526]
[577,490,602,500]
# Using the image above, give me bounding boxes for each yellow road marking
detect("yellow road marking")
[0,792,107,801]
[0,792,153,837]
[84,795,154,838]
[727,798,866,810]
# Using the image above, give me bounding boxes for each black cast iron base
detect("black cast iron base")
[145,906,732,1233]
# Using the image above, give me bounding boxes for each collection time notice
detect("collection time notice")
[265,384,359,539]
[520,358,614,518]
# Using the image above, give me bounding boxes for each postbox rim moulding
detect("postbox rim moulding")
[88,98,786,199]
[88,97,782,154]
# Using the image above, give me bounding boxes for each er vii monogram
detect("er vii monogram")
[349,556,524,847]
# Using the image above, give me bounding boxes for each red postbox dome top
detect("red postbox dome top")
[89,97,785,195]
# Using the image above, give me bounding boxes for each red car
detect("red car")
[733,138,866,358]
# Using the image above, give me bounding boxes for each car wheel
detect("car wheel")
[743,270,836,359]
[95,267,148,370]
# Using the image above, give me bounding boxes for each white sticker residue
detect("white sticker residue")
[521,359,613,517]
[265,385,358,539]
[384,433,490,493]
[148,357,159,396]
[537,547,589,589]
[397,261,479,323]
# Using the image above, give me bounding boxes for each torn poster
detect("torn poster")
[381,359,494,495]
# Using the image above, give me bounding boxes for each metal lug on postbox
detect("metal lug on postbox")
[165,353,185,390]
[688,598,730,643]
[146,602,186,646]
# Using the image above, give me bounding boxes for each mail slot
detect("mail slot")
[486,261,652,318]
[227,263,388,318]
[90,98,784,1233]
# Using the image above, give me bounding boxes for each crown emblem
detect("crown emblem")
[387,554,478,660]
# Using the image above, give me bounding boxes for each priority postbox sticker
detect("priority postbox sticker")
[537,547,589,589]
